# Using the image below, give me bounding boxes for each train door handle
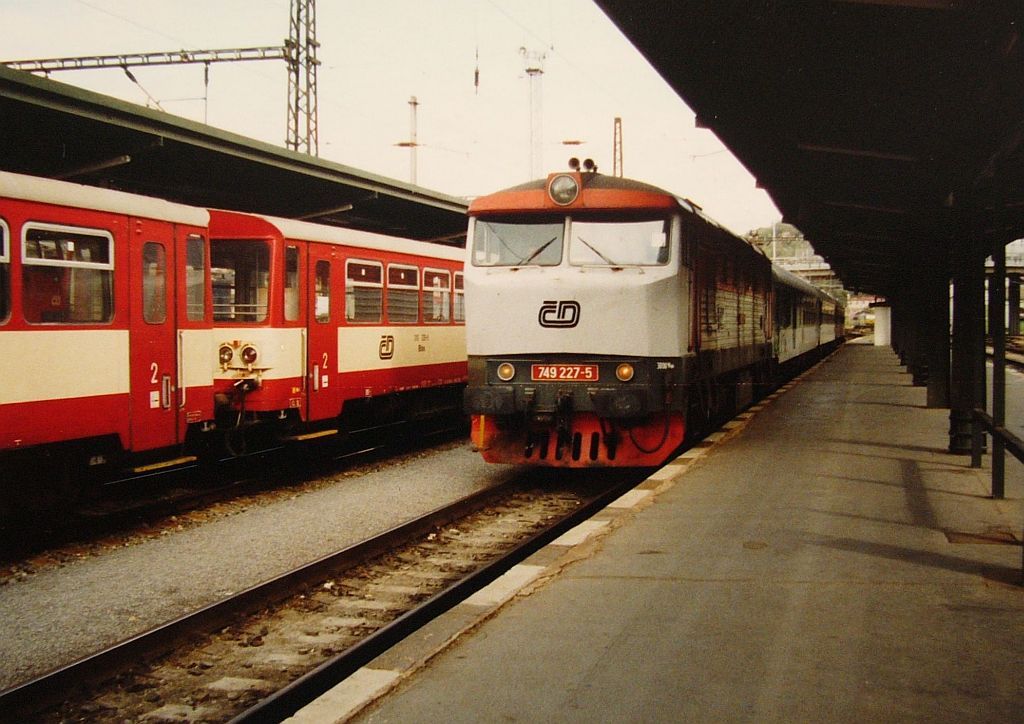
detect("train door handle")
[311,365,320,392]
[161,374,172,410]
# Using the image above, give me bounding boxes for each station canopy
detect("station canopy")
[0,65,467,244]
[595,1,1024,296]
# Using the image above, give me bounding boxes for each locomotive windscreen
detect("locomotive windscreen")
[471,216,671,268]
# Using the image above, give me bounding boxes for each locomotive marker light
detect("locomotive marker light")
[615,362,635,382]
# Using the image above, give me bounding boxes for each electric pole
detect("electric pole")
[2,0,321,156]
[286,0,319,156]
[613,117,623,177]
[520,47,546,180]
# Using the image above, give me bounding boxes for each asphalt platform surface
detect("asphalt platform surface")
[294,341,1024,723]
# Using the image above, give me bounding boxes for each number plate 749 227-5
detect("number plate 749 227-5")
[530,364,599,381]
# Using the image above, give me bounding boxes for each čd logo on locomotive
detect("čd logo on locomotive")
[538,300,581,328]
[379,335,395,359]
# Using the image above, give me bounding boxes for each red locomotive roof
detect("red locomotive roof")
[469,172,679,215]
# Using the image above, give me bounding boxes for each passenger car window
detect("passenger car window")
[142,242,167,324]
[387,264,419,323]
[284,245,300,321]
[0,220,9,324]
[315,260,330,323]
[423,268,450,323]
[23,224,113,324]
[185,235,206,322]
[346,260,383,323]
[453,272,465,323]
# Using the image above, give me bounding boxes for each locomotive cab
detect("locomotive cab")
[464,168,693,466]
[208,211,306,452]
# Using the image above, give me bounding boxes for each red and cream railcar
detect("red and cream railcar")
[0,171,466,514]
[0,170,214,506]
[207,211,466,449]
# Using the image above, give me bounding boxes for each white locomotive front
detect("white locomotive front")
[464,169,697,466]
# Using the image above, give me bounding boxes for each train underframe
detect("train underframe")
[1,382,466,523]
[469,362,773,468]
[463,338,855,469]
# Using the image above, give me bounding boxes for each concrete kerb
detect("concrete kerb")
[285,352,835,724]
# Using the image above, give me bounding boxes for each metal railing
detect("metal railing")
[970,409,1024,582]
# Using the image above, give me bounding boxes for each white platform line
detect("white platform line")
[608,489,652,509]
[283,667,401,723]
[549,519,610,547]
[462,564,548,608]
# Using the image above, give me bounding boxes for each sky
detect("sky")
[2,0,782,235]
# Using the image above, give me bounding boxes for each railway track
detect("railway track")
[0,468,647,722]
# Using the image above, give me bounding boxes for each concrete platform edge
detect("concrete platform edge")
[284,352,835,724]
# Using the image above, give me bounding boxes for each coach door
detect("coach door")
[129,219,180,451]
[306,246,339,422]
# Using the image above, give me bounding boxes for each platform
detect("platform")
[291,341,1024,723]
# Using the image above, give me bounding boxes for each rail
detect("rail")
[970,408,1024,582]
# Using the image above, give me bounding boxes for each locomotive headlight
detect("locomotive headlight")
[548,174,579,205]
[219,345,234,366]
[241,345,259,366]
[615,363,635,382]
[496,362,516,381]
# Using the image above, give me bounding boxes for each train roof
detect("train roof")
[469,172,679,216]
[489,173,674,198]
[211,210,464,263]
[772,264,842,306]
[469,171,747,243]
[0,169,209,227]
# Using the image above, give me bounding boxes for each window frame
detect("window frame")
[0,218,9,325]
[22,222,115,325]
[185,234,207,322]
[284,244,301,322]
[210,237,271,324]
[453,272,465,323]
[22,222,115,272]
[314,259,331,323]
[422,267,451,324]
[141,241,167,325]
[345,258,384,324]
[386,263,420,324]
